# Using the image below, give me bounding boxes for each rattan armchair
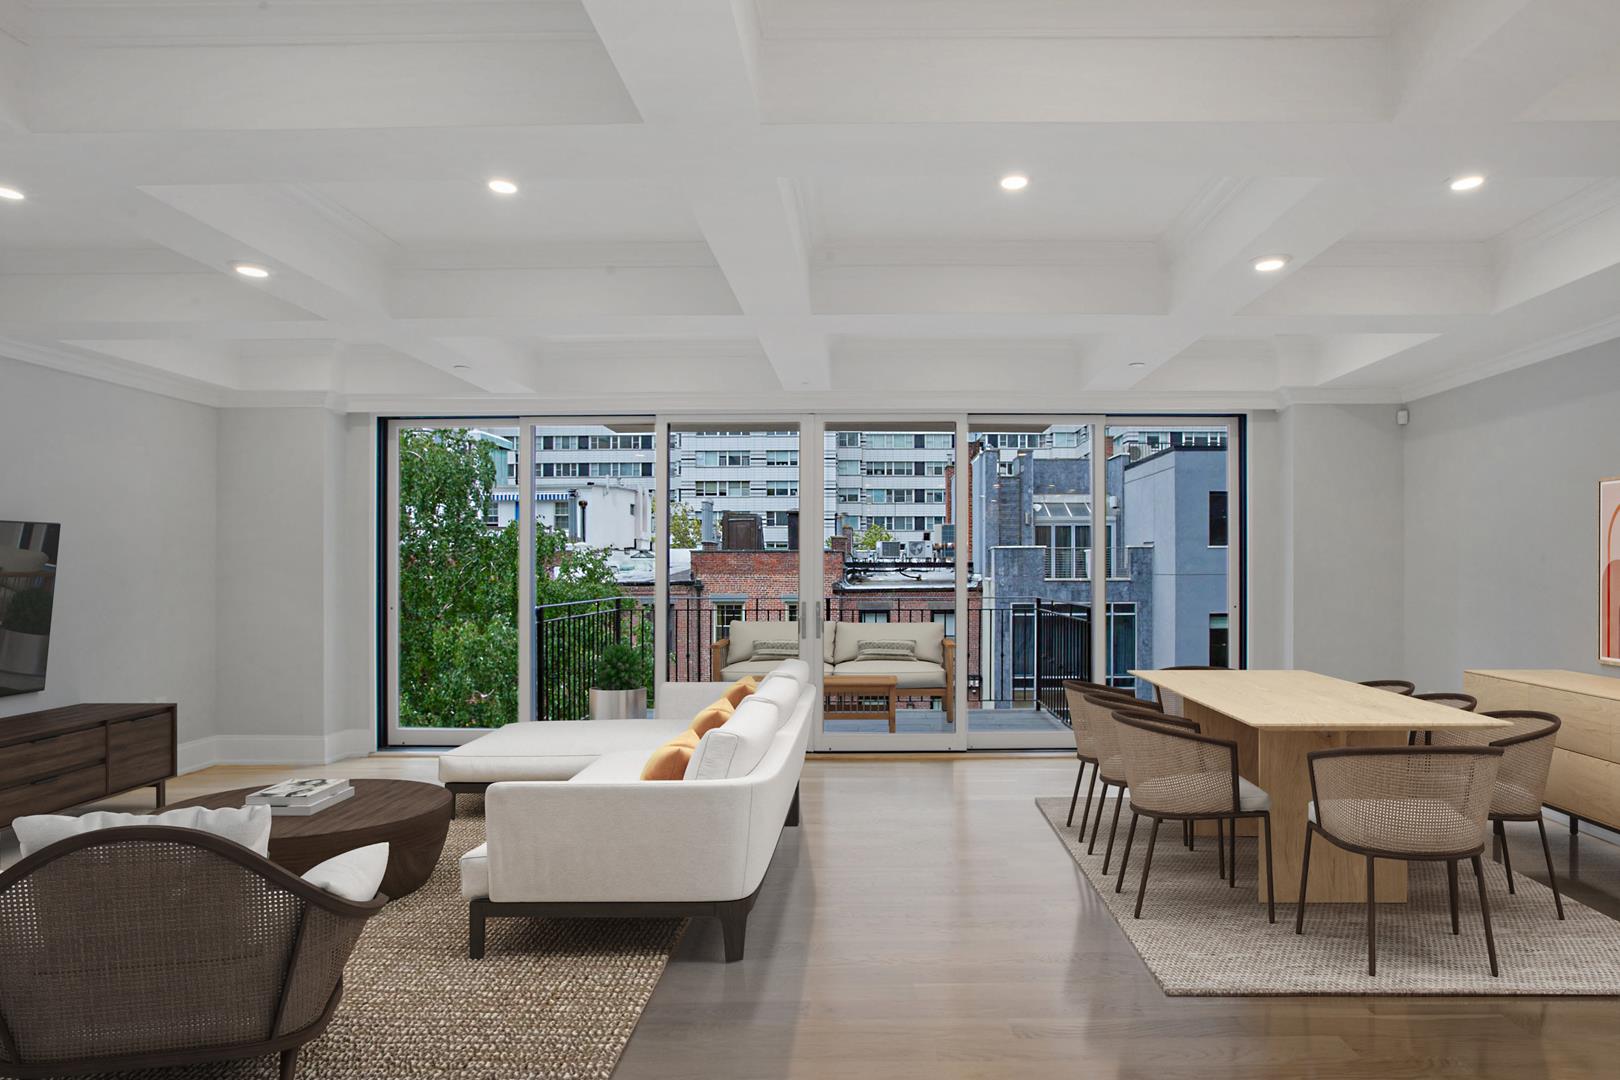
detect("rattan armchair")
[1075,693,1195,874]
[1062,680,1158,833]
[1429,710,1564,919]
[1111,710,1276,921]
[1407,691,1478,745]
[1361,679,1417,695]
[1295,746,1503,976]
[0,826,384,1079]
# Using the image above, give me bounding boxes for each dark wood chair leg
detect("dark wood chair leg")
[469,902,487,960]
[785,783,801,827]
[1294,825,1314,935]
[1066,762,1085,827]
[1447,860,1460,934]
[1078,767,1097,837]
[1101,791,1125,875]
[1216,818,1226,880]
[280,1048,299,1080]
[1133,817,1162,919]
[1187,821,1195,851]
[1087,783,1111,854]
[718,900,749,962]
[1495,819,1516,893]
[155,780,167,809]
[1536,818,1565,920]
[1261,813,1275,923]
[1471,854,1500,977]
[1570,815,1580,836]
[1228,816,1238,888]
[1365,855,1377,976]
[1115,812,1140,894]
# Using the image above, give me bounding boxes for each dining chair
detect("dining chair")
[1152,665,1221,717]
[1111,710,1275,922]
[1360,679,1417,695]
[1428,710,1564,919]
[1407,691,1478,744]
[1075,694,1191,875]
[1296,745,1504,976]
[1062,681,1158,833]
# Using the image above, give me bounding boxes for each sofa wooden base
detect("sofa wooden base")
[469,881,764,963]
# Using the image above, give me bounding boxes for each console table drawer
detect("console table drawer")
[0,727,105,789]
[108,713,174,791]
[0,763,108,822]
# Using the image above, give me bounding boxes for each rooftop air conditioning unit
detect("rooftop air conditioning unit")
[878,540,903,559]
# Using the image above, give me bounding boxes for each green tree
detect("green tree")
[668,501,703,549]
[397,429,622,729]
[856,521,895,550]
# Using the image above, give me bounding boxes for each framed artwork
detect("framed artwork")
[1603,477,1620,666]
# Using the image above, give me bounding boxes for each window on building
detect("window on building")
[931,609,956,638]
[922,433,954,449]
[1107,603,1137,689]
[837,459,861,476]
[838,487,862,503]
[765,510,791,527]
[693,480,749,498]
[782,600,799,622]
[837,432,862,448]
[765,450,797,467]
[694,450,749,468]
[923,461,946,476]
[1209,614,1230,668]
[1036,523,1090,580]
[860,609,890,623]
[713,601,744,642]
[1208,490,1229,547]
[766,481,798,497]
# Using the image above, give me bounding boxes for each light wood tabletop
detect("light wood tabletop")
[1134,668,1513,731]
[1131,668,1508,904]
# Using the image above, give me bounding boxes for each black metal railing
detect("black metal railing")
[534,596,654,721]
[535,592,1093,726]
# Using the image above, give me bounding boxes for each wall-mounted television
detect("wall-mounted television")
[0,521,61,697]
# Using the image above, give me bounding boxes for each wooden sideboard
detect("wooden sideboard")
[1464,669,1620,833]
[0,703,176,828]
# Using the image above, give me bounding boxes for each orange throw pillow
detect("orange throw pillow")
[641,729,700,782]
[721,678,756,707]
[690,698,735,737]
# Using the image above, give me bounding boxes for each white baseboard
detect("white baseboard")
[178,728,378,773]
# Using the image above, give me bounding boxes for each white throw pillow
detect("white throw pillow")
[685,698,779,780]
[302,842,390,902]
[12,804,273,858]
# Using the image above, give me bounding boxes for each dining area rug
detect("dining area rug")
[1039,795,1620,996]
[70,795,685,1080]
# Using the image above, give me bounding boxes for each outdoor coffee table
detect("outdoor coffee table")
[169,778,453,900]
[823,674,900,732]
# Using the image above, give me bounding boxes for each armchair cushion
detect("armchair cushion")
[13,804,273,858]
[302,842,390,902]
[831,621,944,666]
[831,659,947,689]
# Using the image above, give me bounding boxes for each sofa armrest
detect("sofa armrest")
[710,637,730,679]
[483,780,755,903]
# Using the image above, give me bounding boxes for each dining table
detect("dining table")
[1131,669,1510,904]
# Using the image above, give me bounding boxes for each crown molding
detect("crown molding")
[1401,314,1620,403]
[0,335,226,406]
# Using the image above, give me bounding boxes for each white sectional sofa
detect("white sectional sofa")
[450,660,812,961]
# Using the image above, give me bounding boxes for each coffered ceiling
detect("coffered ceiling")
[2,0,1619,412]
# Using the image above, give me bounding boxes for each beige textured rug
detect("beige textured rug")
[1039,795,1620,996]
[73,796,684,1079]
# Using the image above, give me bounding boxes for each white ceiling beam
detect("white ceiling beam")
[1395,0,1620,121]
[1085,179,1387,389]
[582,0,825,389]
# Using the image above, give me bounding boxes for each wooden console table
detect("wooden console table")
[1464,669,1620,833]
[0,703,176,828]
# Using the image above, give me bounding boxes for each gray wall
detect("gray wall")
[1404,340,1620,691]
[0,357,220,752]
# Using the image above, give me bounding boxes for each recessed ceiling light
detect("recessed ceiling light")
[231,262,271,279]
[0,186,24,201]
[1448,174,1486,193]
[999,174,1029,192]
[1252,255,1291,273]
[487,178,519,195]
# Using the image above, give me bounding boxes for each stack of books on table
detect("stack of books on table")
[245,778,355,816]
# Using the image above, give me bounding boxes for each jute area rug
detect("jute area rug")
[1038,795,1620,996]
[74,796,684,1079]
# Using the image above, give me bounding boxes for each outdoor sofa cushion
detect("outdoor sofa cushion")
[831,621,945,666]
[830,659,949,690]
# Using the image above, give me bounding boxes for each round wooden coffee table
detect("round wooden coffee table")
[169,779,453,900]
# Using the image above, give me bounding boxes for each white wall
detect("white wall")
[1404,340,1620,691]
[0,357,219,750]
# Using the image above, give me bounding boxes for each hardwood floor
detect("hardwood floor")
[9,753,1619,1079]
